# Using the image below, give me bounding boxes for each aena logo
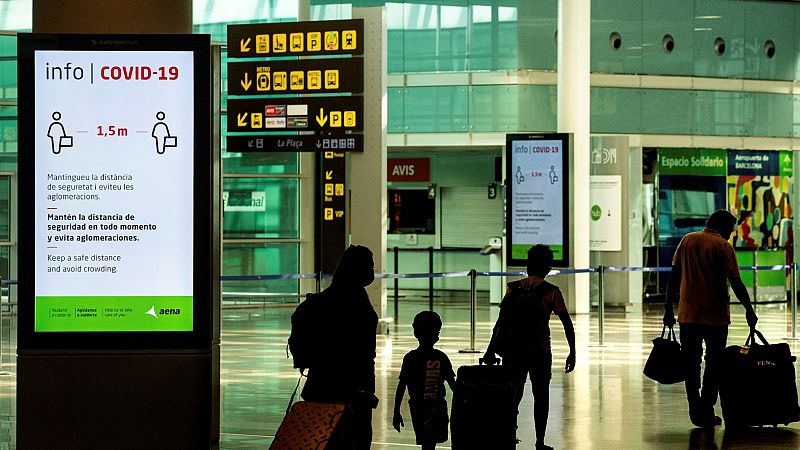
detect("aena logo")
[159,308,181,315]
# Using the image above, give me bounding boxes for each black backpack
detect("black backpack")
[288,292,325,370]
[493,281,556,360]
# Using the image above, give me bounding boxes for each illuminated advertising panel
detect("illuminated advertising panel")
[18,34,211,348]
[506,133,570,267]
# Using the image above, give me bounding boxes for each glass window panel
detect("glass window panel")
[222,148,300,175]
[192,0,299,27]
[496,17,518,70]
[441,6,467,29]
[641,89,693,135]
[0,1,32,31]
[387,4,406,73]
[743,2,795,81]
[517,85,557,132]
[591,0,643,74]
[745,93,793,138]
[693,0,745,78]
[403,4,438,72]
[795,96,800,138]
[311,4,352,21]
[472,5,492,24]
[469,7,494,71]
[0,119,17,155]
[641,0,694,76]
[0,58,16,83]
[590,87,642,134]
[222,177,299,239]
[387,3,404,30]
[516,1,557,71]
[0,176,10,242]
[439,6,468,71]
[222,242,299,301]
[693,91,745,136]
[469,85,519,132]
[388,87,405,133]
[405,3,437,30]
[498,7,517,22]
[402,86,468,133]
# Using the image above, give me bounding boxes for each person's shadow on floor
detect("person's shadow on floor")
[689,426,800,449]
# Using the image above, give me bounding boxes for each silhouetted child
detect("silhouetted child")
[393,311,456,450]
[484,244,576,450]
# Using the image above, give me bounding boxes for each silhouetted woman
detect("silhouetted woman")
[301,245,379,449]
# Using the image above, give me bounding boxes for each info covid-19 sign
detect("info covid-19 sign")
[505,133,570,267]
[18,35,211,344]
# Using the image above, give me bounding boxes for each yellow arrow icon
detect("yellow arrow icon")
[316,108,328,127]
[325,170,333,180]
[237,112,248,127]
[240,37,251,53]
[241,72,252,91]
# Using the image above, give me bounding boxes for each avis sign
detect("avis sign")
[388,158,430,182]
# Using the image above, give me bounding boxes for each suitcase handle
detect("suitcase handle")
[746,328,769,346]
[479,357,502,366]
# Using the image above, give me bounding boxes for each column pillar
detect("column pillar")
[558,0,590,313]
[351,7,388,326]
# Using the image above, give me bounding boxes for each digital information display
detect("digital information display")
[506,133,570,267]
[18,35,210,338]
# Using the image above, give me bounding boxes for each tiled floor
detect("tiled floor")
[3,296,800,449]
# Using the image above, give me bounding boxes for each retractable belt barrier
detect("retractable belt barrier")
[1,263,796,349]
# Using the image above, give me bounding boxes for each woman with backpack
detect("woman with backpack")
[293,245,379,449]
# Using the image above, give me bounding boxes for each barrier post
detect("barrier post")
[316,271,322,293]
[393,247,399,321]
[753,250,759,306]
[598,265,605,346]
[0,277,3,379]
[792,263,797,339]
[428,247,434,311]
[460,269,481,353]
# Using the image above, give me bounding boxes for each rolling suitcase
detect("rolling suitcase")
[719,329,800,427]
[269,401,352,449]
[450,359,518,449]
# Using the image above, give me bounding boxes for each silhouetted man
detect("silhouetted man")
[664,209,758,427]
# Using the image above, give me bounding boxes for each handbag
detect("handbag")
[643,325,685,384]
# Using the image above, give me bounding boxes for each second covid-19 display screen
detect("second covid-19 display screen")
[34,50,195,332]
[506,133,569,267]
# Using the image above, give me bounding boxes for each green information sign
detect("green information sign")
[780,150,793,177]
[512,244,564,262]
[35,296,193,332]
[591,205,602,221]
[659,148,727,176]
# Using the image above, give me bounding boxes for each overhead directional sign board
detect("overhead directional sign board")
[226,19,364,154]
[227,96,363,133]
[227,134,363,153]
[228,58,364,96]
[318,150,347,274]
[228,19,363,58]
[227,19,365,274]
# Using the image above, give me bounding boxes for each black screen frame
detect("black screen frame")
[17,33,212,351]
[505,133,570,268]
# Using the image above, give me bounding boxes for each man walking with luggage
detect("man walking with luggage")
[483,244,576,450]
[664,209,758,428]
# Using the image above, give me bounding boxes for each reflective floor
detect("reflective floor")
[3,296,800,449]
